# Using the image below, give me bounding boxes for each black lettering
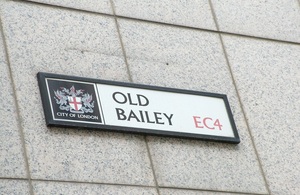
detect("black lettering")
[127,110,140,122]
[115,108,127,120]
[139,110,145,122]
[113,92,127,104]
[145,111,155,123]
[154,112,164,124]
[137,94,149,106]
[127,93,138,105]
[164,113,174,125]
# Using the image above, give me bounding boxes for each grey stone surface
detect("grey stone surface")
[118,19,230,92]
[33,181,157,195]
[26,0,112,14]
[222,35,300,195]
[0,24,27,178]
[160,188,244,195]
[211,0,300,43]
[0,179,30,195]
[1,2,154,186]
[113,0,217,30]
[118,19,267,194]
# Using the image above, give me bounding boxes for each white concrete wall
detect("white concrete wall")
[0,0,299,194]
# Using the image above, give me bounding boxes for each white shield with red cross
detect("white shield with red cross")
[68,96,83,113]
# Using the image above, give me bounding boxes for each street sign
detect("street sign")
[37,72,240,144]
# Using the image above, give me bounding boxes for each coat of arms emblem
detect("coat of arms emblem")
[54,86,94,114]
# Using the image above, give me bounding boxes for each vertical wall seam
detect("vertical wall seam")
[109,0,133,83]
[0,4,34,195]
[144,136,161,195]
[207,0,271,194]
[217,33,272,195]
[109,1,160,194]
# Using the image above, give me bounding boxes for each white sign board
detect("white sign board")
[38,72,240,144]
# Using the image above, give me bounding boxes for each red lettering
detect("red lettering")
[193,116,204,128]
[214,119,223,130]
[203,117,214,130]
[193,116,223,130]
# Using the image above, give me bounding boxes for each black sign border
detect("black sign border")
[37,72,240,144]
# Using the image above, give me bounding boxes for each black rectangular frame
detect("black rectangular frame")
[37,72,240,144]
